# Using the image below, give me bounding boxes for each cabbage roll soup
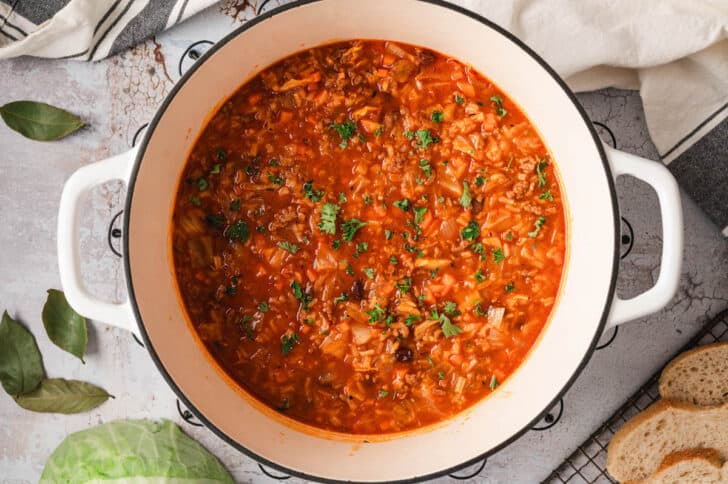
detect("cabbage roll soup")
[171,40,566,434]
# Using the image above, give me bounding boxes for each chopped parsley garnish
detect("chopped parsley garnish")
[474,268,485,283]
[539,189,555,201]
[461,221,480,241]
[415,129,437,149]
[209,163,221,174]
[190,196,201,206]
[474,303,488,317]
[384,229,393,240]
[536,158,549,187]
[318,203,340,235]
[455,94,465,104]
[419,159,432,178]
[258,301,270,312]
[385,315,394,326]
[431,111,444,122]
[358,133,366,143]
[404,129,415,139]
[389,256,398,265]
[353,242,368,258]
[413,206,427,226]
[374,125,384,137]
[438,370,446,380]
[363,194,372,205]
[329,120,357,148]
[429,268,439,279]
[489,375,500,390]
[338,192,347,204]
[431,309,462,338]
[437,195,445,204]
[225,284,237,296]
[281,333,299,355]
[470,242,485,260]
[405,314,420,327]
[240,315,254,339]
[528,215,546,237]
[363,267,375,279]
[196,177,209,191]
[303,181,324,202]
[245,165,259,176]
[342,218,368,241]
[205,213,226,228]
[256,225,266,233]
[378,390,389,398]
[506,232,514,241]
[216,148,226,160]
[393,199,411,211]
[366,304,386,324]
[345,264,354,276]
[334,293,349,304]
[490,94,507,117]
[493,248,505,263]
[268,159,279,166]
[291,281,312,309]
[443,301,460,316]
[332,239,341,249]
[475,175,486,187]
[396,277,412,293]
[505,281,515,293]
[277,241,299,254]
[268,173,284,185]
[460,181,472,209]
[230,199,241,211]
[225,220,249,242]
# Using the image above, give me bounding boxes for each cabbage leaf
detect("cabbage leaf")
[41,419,234,483]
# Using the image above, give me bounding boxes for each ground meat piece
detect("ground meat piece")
[395,347,414,362]
[418,50,436,66]
[471,198,483,215]
[350,279,365,301]
[509,181,529,200]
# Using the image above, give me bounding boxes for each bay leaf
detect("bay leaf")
[14,378,111,414]
[0,100,84,141]
[0,311,44,396]
[42,290,87,362]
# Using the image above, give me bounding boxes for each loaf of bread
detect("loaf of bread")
[606,400,728,482]
[627,448,727,483]
[659,342,728,406]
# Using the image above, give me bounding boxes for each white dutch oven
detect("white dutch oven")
[57,0,684,481]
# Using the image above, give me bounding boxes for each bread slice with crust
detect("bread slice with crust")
[659,342,728,406]
[627,448,727,483]
[606,400,728,482]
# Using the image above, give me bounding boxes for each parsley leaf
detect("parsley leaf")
[389,256,398,265]
[489,375,500,390]
[405,314,420,326]
[539,189,554,202]
[342,218,368,242]
[363,267,375,279]
[277,241,299,254]
[475,175,486,187]
[318,203,340,235]
[268,173,283,185]
[536,158,549,187]
[415,129,437,149]
[378,390,389,398]
[374,126,384,137]
[443,301,460,316]
[419,159,432,178]
[396,277,412,293]
[431,111,444,122]
[226,221,250,242]
[190,196,201,207]
[338,192,347,204]
[473,302,488,317]
[216,148,227,160]
[384,229,393,240]
[334,293,349,304]
[258,301,270,312]
[460,181,472,209]
[475,268,485,283]
[196,177,209,191]
[461,221,480,241]
[490,94,507,117]
[281,333,299,355]
[404,130,415,139]
[413,206,427,226]
[353,242,368,258]
[393,199,411,212]
[505,281,515,293]
[230,199,241,211]
[303,181,324,202]
[329,120,357,148]
[291,281,312,309]
[438,312,462,338]
[470,242,485,260]
[366,304,385,324]
[455,94,465,104]
[209,163,221,174]
[528,215,546,237]
[493,248,505,263]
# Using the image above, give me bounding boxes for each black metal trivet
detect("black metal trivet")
[543,308,728,484]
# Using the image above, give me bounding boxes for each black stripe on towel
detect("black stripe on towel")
[88,0,137,61]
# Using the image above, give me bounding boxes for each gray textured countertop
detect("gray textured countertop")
[1,3,727,482]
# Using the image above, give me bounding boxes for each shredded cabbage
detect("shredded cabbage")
[40,419,234,483]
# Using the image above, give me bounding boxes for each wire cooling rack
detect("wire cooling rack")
[542,308,728,484]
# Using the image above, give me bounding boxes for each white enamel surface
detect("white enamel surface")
[126,0,616,481]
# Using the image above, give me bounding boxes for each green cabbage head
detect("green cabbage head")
[40,419,234,483]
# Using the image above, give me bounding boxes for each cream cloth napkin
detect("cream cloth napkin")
[1,0,727,232]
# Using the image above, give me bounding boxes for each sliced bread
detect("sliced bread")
[606,399,728,482]
[628,448,727,484]
[659,342,728,406]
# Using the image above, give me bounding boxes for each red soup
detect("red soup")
[172,40,566,434]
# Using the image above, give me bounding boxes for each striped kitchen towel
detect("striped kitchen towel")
[1,0,727,235]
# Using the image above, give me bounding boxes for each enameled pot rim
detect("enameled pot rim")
[122,1,620,481]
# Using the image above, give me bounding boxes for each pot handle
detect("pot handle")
[604,145,683,328]
[57,148,139,337]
